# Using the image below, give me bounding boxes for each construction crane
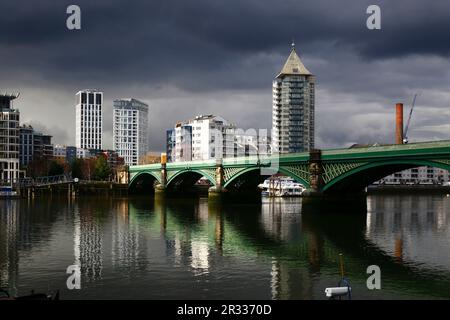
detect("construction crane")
[403,93,418,144]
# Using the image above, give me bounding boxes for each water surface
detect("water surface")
[1,194,450,299]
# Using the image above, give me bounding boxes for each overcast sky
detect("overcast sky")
[1,0,450,152]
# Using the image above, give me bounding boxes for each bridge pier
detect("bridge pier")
[208,160,226,202]
[306,149,324,195]
[154,183,167,195]
[153,162,168,197]
[208,186,226,201]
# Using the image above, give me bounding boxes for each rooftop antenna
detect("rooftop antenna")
[291,39,296,50]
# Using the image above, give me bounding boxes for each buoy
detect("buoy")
[325,286,351,298]
[324,253,352,300]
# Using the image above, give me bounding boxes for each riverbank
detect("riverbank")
[367,184,450,194]
[17,181,128,198]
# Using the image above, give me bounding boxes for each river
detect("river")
[1,194,450,299]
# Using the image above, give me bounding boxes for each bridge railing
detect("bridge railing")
[18,174,73,187]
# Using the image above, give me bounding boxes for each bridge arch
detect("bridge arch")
[323,159,450,193]
[223,166,309,190]
[129,171,161,194]
[223,167,267,190]
[278,167,310,188]
[166,169,216,190]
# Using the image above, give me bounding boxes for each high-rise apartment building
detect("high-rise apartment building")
[272,43,315,154]
[33,132,53,159]
[19,125,34,168]
[113,98,149,166]
[19,125,53,168]
[174,123,193,162]
[0,93,20,184]
[76,89,103,150]
[166,129,175,163]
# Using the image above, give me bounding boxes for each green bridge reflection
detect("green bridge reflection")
[126,195,450,299]
[1,195,450,299]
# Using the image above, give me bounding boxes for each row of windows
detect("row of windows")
[116,150,138,156]
[79,115,102,121]
[79,136,102,141]
[115,137,137,143]
[0,161,19,169]
[79,107,102,115]
[79,127,102,132]
[80,143,102,149]
[115,124,137,129]
[114,119,137,124]
[0,114,19,121]
[114,110,138,116]
[0,152,19,159]
[80,92,102,105]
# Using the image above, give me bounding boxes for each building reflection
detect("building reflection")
[0,199,61,295]
[190,240,209,275]
[111,200,149,272]
[197,198,209,224]
[208,201,224,255]
[270,257,314,300]
[260,198,317,299]
[153,198,212,276]
[260,198,302,241]
[366,195,450,269]
[73,202,103,282]
[0,201,19,294]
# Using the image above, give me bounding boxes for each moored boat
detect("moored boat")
[0,186,19,199]
[258,176,306,197]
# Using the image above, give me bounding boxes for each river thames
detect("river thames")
[1,194,450,299]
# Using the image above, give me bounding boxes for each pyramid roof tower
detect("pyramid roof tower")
[277,42,312,78]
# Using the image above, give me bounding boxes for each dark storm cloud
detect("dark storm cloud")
[2,0,450,89]
[1,0,450,150]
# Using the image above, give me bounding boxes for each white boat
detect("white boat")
[258,176,306,197]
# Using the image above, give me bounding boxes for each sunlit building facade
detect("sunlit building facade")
[272,44,315,154]
[113,98,149,166]
[0,94,20,184]
[76,89,103,150]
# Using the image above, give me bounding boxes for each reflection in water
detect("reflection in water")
[366,195,450,272]
[261,198,315,299]
[0,194,450,299]
[0,201,19,294]
[191,199,210,274]
[75,202,103,282]
[111,201,149,272]
[261,198,302,242]
[190,241,209,274]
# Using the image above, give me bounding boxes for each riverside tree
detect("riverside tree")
[93,155,112,181]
